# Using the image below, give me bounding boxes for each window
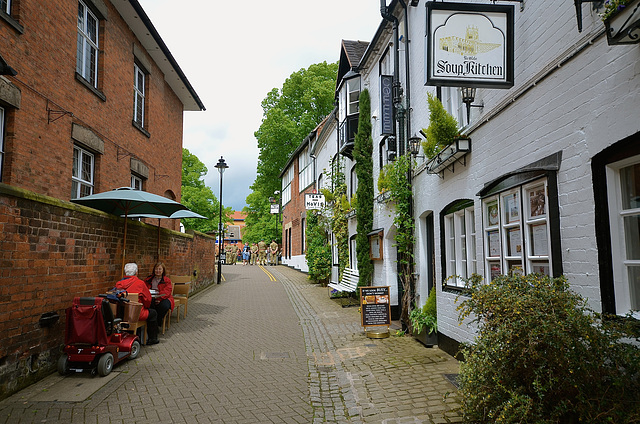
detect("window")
[606,156,640,313]
[133,63,145,128]
[282,166,293,205]
[350,164,357,199]
[0,106,4,181]
[443,201,476,287]
[298,146,313,191]
[482,178,552,281]
[347,78,360,116]
[441,87,466,127]
[72,145,94,198]
[1,0,10,14]
[301,217,306,254]
[77,1,99,87]
[131,174,143,190]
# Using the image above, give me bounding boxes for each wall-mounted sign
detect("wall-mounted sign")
[368,229,384,261]
[380,75,394,136]
[360,286,391,327]
[425,2,514,89]
[305,193,325,210]
[270,204,280,214]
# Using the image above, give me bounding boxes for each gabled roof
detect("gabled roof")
[336,40,370,93]
[111,0,205,112]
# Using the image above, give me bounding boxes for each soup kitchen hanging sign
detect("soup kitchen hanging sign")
[425,2,514,89]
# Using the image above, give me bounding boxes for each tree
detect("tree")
[245,61,338,241]
[353,89,374,287]
[180,148,231,233]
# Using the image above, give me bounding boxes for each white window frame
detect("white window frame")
[133,63,145,127]
[72,145,94,199]
[483,178,552,281]
[606,155,640,313]
[282,166,293,205]
[77,0,99,87]
[131,174,143,190]
[298,146,312,191]
[1,0,11,14]
[347,78,360,116]
[0,106,4,181]
[444,205,476,287]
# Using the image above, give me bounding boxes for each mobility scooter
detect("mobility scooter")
[58,294,141,376]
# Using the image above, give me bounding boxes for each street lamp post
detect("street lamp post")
[215,156,228,284]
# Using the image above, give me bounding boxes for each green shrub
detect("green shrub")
[458,273,640,424]
[422,93,460,159]
[410,287,437,335]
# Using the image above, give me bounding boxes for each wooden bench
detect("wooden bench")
[328,268,359,307]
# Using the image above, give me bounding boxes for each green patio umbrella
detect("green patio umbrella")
[72,187,189,276]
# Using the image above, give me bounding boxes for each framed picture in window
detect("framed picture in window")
[529,187,546,218]
[487,201,499,226]
[489,262,501,280]
[504,193,519,223]
[488,230,500,257]
[530,223,548,256]
[507,228,522,257]
[532,262,550,276]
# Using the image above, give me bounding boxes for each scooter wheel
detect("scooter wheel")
[97,353,114,376]
[129,340,141,360]
[57,355,70,376]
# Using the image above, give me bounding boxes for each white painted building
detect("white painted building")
[321,0,640,356]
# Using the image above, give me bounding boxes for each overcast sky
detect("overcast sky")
[137,0,385,211]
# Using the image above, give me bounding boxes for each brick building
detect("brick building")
[0,0,210,398]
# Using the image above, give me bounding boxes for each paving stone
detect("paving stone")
[0,265,462,423]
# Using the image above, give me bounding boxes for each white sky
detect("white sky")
[137,0,385,211]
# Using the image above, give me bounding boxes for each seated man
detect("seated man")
[115,262,159,345]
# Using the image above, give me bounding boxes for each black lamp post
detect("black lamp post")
[215,156,228,284]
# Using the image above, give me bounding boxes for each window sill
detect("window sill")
[442,284,468,296]
[75,73,106,102]
[0,10,24,34]
[132,120,151,138]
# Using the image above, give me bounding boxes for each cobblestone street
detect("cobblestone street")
[0,265,462,423]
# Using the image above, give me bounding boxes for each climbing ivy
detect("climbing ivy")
[320,156,349,281]
[306,210,331,284]
[380,154,415,325]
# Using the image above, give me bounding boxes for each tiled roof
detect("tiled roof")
[342,40,370,68]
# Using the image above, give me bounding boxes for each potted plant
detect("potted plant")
[601,0,640,45]
[409,287,438,347]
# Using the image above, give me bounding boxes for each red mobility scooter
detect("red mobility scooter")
[58,295,141,376]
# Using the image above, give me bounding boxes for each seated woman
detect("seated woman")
[144,262,174,332]
[116,262,159,345]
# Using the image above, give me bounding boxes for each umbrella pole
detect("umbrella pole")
[157,218,161,261]
[121,213,128,279]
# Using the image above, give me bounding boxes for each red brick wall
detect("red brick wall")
[282,158,315,258]
[0,0,184,216]
[0,184,216,399]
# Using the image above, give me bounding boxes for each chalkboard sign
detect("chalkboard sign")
[360,286,391,327]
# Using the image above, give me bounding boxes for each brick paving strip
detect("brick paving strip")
[0,265,462,424]
[274,266,463,423]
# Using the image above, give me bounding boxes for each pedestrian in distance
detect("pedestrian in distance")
[242,242,251,265]
[250,243,258,265]
[257,239,267,265]
[269,240,279,266]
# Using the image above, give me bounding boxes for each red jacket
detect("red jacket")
[144,275,175,310]
[115,276,151,320]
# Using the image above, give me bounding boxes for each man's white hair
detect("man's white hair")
[124,263,138,276]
